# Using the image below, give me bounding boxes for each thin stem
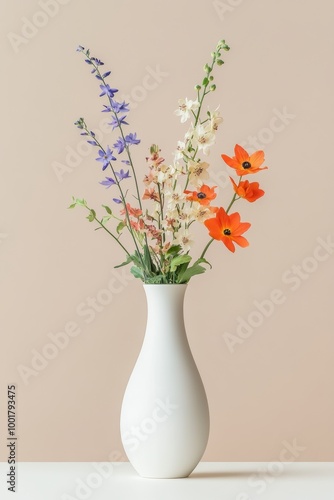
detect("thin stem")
[81,54,149,275]
[83,123,146,272]
[200,238,214,260]
[226,175,242,213]
[92,62,143,211]
[157,183,165,245]
[85,207,131,258]
[93,61,151,261]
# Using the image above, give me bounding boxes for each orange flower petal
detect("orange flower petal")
[249,149,265,168]
[234,144,249,163]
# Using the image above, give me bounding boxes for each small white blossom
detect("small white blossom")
[193,123,216,155]
[209,107,223,131]
[173,228,194,252]
[164,185,186,209]
[188,160,210,187]
[191,205,217,223]
[175,98,199,123]
[174,141,187,161]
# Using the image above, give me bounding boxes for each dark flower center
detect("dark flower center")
[223,229,231,236]
[197,192,206,199]
[242,161,251,169]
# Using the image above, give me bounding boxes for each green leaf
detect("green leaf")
[132,250,143,267]
[202,77,209,86]
[114,255,133,269]
[75,198,87,207]
[177,264,206,283]
[68,203,76,209]
[116,221,126,234]
[101,215,111,225]
[86,209,96,222]
[102,205,112,215]
[143,245,153,272]
[166,244,182,256]
[145,275,167,284]
[193,257,212,269]
[130,266,144,281]
[170,255,192,273]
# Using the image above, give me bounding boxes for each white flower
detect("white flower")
[209,107,223,131]
[173,228,194,252]
[162,207,180,231]
[164,184,186,209]
[193,123,216,155]
[191,205,217,223]
[174,141,186,161]
[188,160,210,187]
[178,205,193,224]
[175,98,199,123]
[156,164,170,184]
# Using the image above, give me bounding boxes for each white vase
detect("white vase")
[120,283,210,479]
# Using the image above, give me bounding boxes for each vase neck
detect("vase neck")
[143,284,187,340]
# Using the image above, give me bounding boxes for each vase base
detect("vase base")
[137,472,191,479]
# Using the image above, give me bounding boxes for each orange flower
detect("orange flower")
[204,207,251,253]
[130,219,145,231]
[142,188,160,202]
[121,203,143,217]
[184,184,217,206]
[230,177,264,202]
[222,144,268,176]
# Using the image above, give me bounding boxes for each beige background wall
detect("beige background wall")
[1,0,333,462]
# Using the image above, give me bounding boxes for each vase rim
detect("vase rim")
[143,283,188,287]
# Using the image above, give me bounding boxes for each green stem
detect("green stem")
[83,122,146,273]
[93,62,143,211]
[200,238,214,260]
[226,176,242,213]
[85,206,131,258]
[82,54,149,275]
[92,59,151,265]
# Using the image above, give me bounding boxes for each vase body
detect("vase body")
[120,284,210,479]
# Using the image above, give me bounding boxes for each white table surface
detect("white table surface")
[1,462,333,500]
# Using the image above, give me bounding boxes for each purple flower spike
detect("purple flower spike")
[125,132,140,145]
[99,84,118,98]
[96,146,116,170]
[113,138,126,154]
[109,115,128,131]
[111,100,130,114]
[115,169,131,181]
[113,198,122,204]
[100,177,116,188]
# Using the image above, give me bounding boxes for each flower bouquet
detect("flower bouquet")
[70,39,269,478]
[70,40,268,284]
